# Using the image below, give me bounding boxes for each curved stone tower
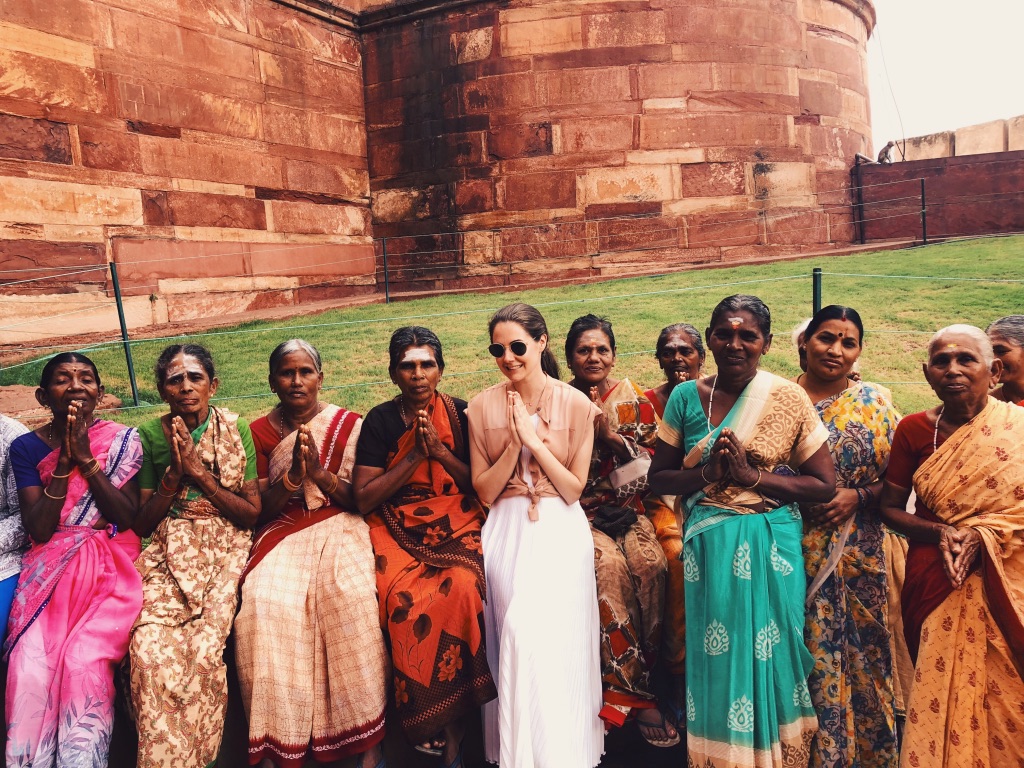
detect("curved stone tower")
[362,0,876,293]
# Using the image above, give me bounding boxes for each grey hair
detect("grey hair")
[928,324,994,366]
[791,318,810,349]
[987,315,1024,348]
[269,339,323,375]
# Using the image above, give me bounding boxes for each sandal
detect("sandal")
[636,709,681,748]
[414,736,445,757]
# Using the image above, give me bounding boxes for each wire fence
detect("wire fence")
[1,172,1021,423]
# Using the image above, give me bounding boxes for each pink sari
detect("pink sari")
[4,420,142,768]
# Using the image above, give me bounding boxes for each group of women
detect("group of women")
[0,298,1021,768]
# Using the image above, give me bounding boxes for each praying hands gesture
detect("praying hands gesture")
[508,391,539,452]
[167,416,209,488]
[414,410,448,460]
[710,428,760,488]
[939,524,983,589]
[63,400,95,468]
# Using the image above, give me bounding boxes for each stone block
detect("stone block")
[0,20,95,67]
[1009,115,1024,152]
[142,190,267,230]
[955,119,1007,156]
[0,176,142,226]
[798,80,839,119]
[372,188,424,224]
[488,122,552,159]
[597,215,678,253]
[126,120,181,139]
[665,6,801,49]
[251,2,360,66]
[258,51,363,112]
[638,63,714,99]
[112,239,250,291]
[765,209,828,246]
[435,131,485,167]
[536,67,631,107]
[500,16,582,57]
[500,222,590,261]
[452,27,493,64]
[901,132,953,161]
[462,230,500,265]
[640,113,789,149]
[0,0,105,46]
[713,63,796,96]
[0,239,105,282]
[751,161,814,205]
[454,179,494,214]
[626,148,705,165]
[0,49,107,113]
[263,105,366,158]
[501,171,577,211]
[557,116,634,154]
[109,8,256,82]
[463,73,535,114]
[283,159,368,200]
[268,201,369,235]
[583,11,666,48]
[139,135,285,188]
[686,210,762,248]
[249,242,376,277]
[532,45,673,72]
[119,79,261,141]
[0,113,72,164]
[687,91,798,115]
[679,162,746,197]
[806,34,863,86]
[580,165,675,205]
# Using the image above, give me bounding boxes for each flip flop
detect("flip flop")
[414,738,445,757]
[636,709,681,748]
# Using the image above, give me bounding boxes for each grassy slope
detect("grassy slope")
[3,236,1022,426]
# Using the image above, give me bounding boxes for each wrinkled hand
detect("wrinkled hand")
[288,424,308,484]
[807,487,858,526]
[715,429,759,487]
[669,370,690,387]
[172,416,206,479]
[66,401,94,466]
[945,526,982,588]
[300,425,322,475]
[510,392,539,450]
[417,411,446,458]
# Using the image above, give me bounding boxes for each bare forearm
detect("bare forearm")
[136,492,173,537]
[752,473,834,504]
[86,476,137,530]
[649,466,709,498]
[433,449,473,494]
[526,441,585,504]
[202,476,260,529]
[355,454,421,514]
[257,478,296,527]
[472,443,519,505]
[879,505,946,543]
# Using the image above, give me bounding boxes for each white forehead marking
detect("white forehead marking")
[401,348,434,364]
[166,361,204,379]
[727,317,743,327]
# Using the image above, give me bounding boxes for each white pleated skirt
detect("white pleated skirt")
[481,493,604,768]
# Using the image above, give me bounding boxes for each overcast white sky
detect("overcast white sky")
[867,0,1024,154]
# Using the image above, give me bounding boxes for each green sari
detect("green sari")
[660,371,828,767]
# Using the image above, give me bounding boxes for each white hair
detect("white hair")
[791,318,810,349]
[928,324,994,366]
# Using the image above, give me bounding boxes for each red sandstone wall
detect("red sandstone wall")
[362,0,876,295]
[856,151,1024,243]
[0,0,373,336]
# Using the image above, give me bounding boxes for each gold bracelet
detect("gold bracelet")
[739,467,762,489]
[80,459,102,479]
[43,486,66,500]
[156,484,178,498]
[281,473,301,492]
[324,473,339,495]
[50,468,73,479]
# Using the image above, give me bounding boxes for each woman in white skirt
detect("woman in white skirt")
[468,302,605,768]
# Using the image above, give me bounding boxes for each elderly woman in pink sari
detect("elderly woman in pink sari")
[4,353,142,768]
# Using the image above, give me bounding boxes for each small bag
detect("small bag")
[609,446,652,502]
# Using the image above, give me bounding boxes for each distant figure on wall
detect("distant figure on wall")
[877,141,896,164]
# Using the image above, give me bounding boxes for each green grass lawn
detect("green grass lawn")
[4,235,1023,426]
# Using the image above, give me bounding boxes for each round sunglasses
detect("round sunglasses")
[488,340,529,357]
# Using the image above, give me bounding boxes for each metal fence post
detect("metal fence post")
[381,237,390,304]
[108,262,140,407]
[919,178,928,245]
[812,267,822,315]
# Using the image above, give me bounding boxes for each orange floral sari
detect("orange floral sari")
[901,398,1024,767]
[367,392,496,742]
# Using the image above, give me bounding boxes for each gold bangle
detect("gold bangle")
[80,460,102,479]
[43,486,66,500]
[50,468,73,479]
[740,467,762,489]
[324,473,339,495]
[281,473,301,492]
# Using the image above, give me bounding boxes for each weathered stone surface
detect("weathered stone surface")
[502,171,576,211]
[500,16,582,57]
[680,163,746,197]
[901,132,953,161]
[0,177,142,226]
[488,122,552,160]
[142,190,268,230]
[580,165,675,206]
[268,201,369,236]
[558,116,634,154]
[0,113,72,164]
[452,27,494,64]
[1009,116,1024,152]
[955,119,1007,157]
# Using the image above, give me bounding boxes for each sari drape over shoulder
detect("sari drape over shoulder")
[580,378,667,727]
[900,398,1024,768]
[236,404,388,767]
[5,421,142,768]
[130,407,255,768]
[366,392,495,743]
[661,371,828,768]
[802,382,899,767]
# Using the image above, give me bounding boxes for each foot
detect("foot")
[636,708,680,748]
[441,740,464,768]
[414,735,446,756]
[356,744,384,768]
